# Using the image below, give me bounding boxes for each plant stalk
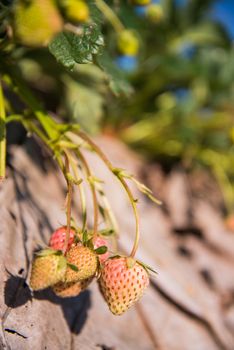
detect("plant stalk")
[76,149,99,241]
[77,131,140,258]
[95,0,124,33]
[63,151,73,254]
[68,151,87,232]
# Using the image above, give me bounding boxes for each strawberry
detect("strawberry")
[94,236,109,264]
[65,245,98,283]
[53,277,93,298]
[29,249,67,291]
[49,226,75,252]
[64,0,90,23]
[13,0,63,47]
[99,257,149,315]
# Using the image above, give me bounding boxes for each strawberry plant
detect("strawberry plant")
[102,0,234,218]
[0,0,160,315]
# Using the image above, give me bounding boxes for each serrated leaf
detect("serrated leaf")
[49,25,104,69]
[95,245,108,255]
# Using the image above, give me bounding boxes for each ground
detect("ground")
[0,136,234,350]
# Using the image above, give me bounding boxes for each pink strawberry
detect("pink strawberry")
[49,226,75,252]
[94,236,109,264]
[99,257,149,315]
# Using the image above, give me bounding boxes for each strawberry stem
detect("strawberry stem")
[77,131,140,258]
[95,0,124,33]
[69,153,87,232]
[76,149,99,241]
[63,151,73,254]
[0,79,6,183]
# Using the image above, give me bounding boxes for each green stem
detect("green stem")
[68,151,87,232]
[0,79,6,183]
[26,120,51,146]
[76,149,99,240]
[3,71,59,139]
[95,0,124,33]
[63,151,73,255]
[6,114,24,124]
[77,131,140,258]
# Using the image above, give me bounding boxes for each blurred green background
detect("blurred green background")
[1,0,234,216]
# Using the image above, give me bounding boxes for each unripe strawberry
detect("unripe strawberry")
[30,249,67,291]
[65,245,98,282]
[117,30,139,56]
[13,0,63,47]
[94,236,109,264]
[99,257,149,315]
[49,226,75,252]
[63,0,89,23]
[53,277,93,298]
[147,4,164,23]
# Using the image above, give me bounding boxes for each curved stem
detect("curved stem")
[116,175,140,258]
[0,79,6,183]
[98,186,119,235]
[77,131,140,258]
[69,152,87,232]
[95,0,124,33]
[63,151,73,254]
[76,149,99,240]
[95,181,119,252]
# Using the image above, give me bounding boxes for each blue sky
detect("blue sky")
[175,0,234,39]
[211,1,234,39]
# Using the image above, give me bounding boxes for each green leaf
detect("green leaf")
[98,228,115,236]
[67,263,79,272]
[49,25,104,70]
[82,230,89,244]
[137,260,158,275]
[36,248,62,257]
[95,246,108,255]
[86,238,94,250]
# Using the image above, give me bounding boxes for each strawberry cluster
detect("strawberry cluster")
[29,226,150,315]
